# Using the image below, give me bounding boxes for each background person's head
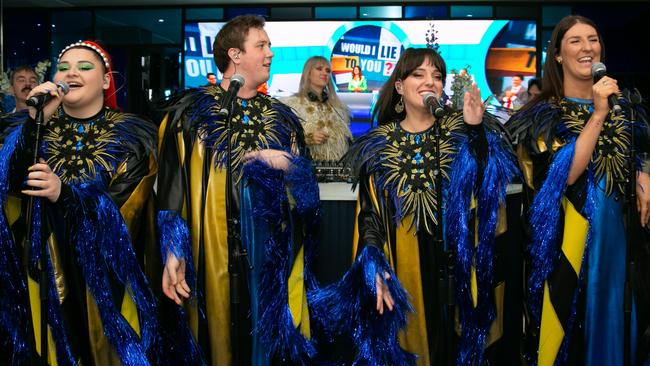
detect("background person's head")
[352,65,362,79]
[527,78,542,98]
[512,74,524,87]
[300,56,332,95]
[206,72,217,85]
[297,56,346,110]
[10,65,38,109]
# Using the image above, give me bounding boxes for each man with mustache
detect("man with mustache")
[10,65,38,112]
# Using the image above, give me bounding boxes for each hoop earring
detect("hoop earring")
[394,96,404,113]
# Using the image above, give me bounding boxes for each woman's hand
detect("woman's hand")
[592,76,620,120]
[637,171,650,227]
[243,149,293,171]
[311,131,330,145]
[162,252,191,305]
[375,271,394,315]
[463,83,485,125]
[22,158,61,203]
[26,81,64,123]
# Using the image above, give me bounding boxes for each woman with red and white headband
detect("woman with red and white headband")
[0,40,194,365]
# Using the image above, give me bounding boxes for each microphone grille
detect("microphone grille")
[422,92,435,103]
[57,81,70,95]
[231,74,245,86]
[591,62,606,78]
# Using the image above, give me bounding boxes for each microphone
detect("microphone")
[218,74,245,117]
[26,81,70,108]
[591,62,622,116]
[422,92,446,118]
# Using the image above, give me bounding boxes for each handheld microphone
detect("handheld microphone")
[26,81,70,108]
[591,62,622,116]
[422,92,446,118]
[218,74,245,117]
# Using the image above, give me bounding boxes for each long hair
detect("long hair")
[372,47,446,125]
[296,56,348,113]
[352,65,363,80]
[522,15,604,111]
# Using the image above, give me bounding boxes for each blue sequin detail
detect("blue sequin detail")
[243,114,250,124]
[414,151,423,164]
[241,100,248,108]
[77,125,84,133]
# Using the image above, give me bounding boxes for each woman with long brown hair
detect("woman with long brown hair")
[509,15,650,365]
[311,47,517,365]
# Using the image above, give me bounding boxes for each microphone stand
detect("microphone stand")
[429,105,456,365]
[622,90,640,366]
[23,106,48,365]
[223,92,252,366]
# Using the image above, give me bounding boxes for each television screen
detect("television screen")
[184,19,536,132]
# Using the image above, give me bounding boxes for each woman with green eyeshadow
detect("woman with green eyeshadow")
[0,41,198,365]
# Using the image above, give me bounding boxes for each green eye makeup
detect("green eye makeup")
[57,61,96,72]
[78,62,96,71]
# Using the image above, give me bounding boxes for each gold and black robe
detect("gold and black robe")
[0,107,159,365]
[310,112,517,366]
[157,85,320,366]
[508,95,650,365]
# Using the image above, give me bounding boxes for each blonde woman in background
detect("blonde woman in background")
[283,56,352,161]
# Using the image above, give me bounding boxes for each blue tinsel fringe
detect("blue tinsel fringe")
[309,245,415,366]
[27,198,77,365]
[528,139,576,324]
[243,158,318,364]
[446,131,518,366]
[552,171,596,366]
[155,212,204,365]
[157,210,196,295]
[0,124,32,364]
[70,182,159,366]
[284,155,321,291]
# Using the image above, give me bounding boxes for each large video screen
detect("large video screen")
[184,20,536,129]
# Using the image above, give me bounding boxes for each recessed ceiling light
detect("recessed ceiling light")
[158,18,165,23]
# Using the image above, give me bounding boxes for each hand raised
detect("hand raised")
[463,83,485,125]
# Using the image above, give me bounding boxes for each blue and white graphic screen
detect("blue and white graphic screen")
[184,20,536,129]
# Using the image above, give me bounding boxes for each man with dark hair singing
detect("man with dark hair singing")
[157,14,320,366]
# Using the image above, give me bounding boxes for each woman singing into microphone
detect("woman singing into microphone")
[508,15,650,365]
[0,41,166,365]
[310,47,518,365]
